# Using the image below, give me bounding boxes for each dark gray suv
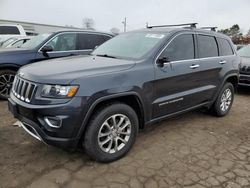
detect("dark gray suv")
[8,23,240,162]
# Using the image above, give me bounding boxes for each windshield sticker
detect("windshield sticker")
[145,34,165,39]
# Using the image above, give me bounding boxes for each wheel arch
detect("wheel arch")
[209,73,238,107]
[0,64,20,72]
[224,74,238,92]
[78,92,146,140]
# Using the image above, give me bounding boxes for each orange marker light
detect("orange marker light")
[67,87,78,97]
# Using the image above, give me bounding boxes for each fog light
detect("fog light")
[44,117,62,128]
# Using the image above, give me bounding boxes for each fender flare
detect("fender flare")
[76,91,145,139]
[0,63,21,71]
[211,73,239,106]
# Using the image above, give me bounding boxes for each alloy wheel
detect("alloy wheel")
[0,74,15,98]
[220,88,232,112]
[98,114,131,154]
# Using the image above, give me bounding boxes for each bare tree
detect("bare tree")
[82,17,95,30]
[110,27,120,35]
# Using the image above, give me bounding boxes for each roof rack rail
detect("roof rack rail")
[200,27,218,31]
[147,23,198,29]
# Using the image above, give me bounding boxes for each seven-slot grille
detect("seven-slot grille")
[240,66,250,75]
[12,76,37,103]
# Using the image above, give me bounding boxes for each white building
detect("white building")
[0,19,83,35]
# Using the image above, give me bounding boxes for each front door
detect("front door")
[152,33,216,119]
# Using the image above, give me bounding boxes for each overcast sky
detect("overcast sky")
[0,0,249,33]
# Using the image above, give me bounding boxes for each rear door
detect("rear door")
[36,32,78,60]
[216,37,236,79]
[196,34,222,99]
[153,32,209,118]
[77,33,112,55]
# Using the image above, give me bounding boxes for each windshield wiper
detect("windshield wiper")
[95,54,117,59]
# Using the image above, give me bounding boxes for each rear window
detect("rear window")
[0,26,20,35]
[217,38,234,56]
[198,35,218,58]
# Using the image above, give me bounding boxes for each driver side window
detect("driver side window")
[160,34,195,62]
[46,33,76,52]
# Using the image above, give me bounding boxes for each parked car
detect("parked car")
[0,30,113,99]
[0,36,32,48]
[0,24,26,44]
[236,44,246,50]
[238,44,250,86]
[8,24,240,162]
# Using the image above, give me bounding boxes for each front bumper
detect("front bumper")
[8,94,85,149]
[239,74,250,87]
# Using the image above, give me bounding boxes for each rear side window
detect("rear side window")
[78,33,111,50]
[217,38,234,56]
[197,35,218,58]
[0,26,20,35]
[161,34,195,61]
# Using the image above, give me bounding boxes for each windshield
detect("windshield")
[92,32,166,59]
[1,37,17,48]
[21,33,52,49]
[238,45,250,58]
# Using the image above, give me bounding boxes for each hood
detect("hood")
[0,48,36,65]
[0,48,34,55]
[241,56,250,66]
[19,55,136,84]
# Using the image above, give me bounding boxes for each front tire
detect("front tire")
[212,82,234,117]
[83,103,139,162]
[0,70,16,99]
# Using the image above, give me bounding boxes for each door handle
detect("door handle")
[219,60,227,65]
[190,64,200,69]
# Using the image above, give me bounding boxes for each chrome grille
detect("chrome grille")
[12,76,36,103]
[240,66,250,75]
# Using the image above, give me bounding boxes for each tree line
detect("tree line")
[218,24,250,44]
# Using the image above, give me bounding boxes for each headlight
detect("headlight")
[41,85,78,98]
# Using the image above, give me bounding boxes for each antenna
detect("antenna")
[147,23,198,29]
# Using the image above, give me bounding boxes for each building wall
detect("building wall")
[0,19,82,35]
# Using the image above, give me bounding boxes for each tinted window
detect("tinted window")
[0,26,20,35]
[198,35,218,58]
[78,33,111,50]
[160,34,195,61]
[46,33,76,51]
[217,38,234,56]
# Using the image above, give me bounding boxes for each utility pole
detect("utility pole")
[122,17,127,32]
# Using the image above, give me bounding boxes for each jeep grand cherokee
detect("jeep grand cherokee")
[8,23,240,162]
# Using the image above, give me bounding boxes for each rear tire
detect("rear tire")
[0,69,16,99]
[83,103,139,162]
[211,82,234,117]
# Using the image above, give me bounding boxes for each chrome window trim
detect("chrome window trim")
[38,31,112,53]
[155,32,236,65]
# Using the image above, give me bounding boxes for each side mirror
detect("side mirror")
[156,57,169,67]
[41,45,53,53]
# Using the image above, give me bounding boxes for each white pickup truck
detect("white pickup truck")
[0,24,26,44]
